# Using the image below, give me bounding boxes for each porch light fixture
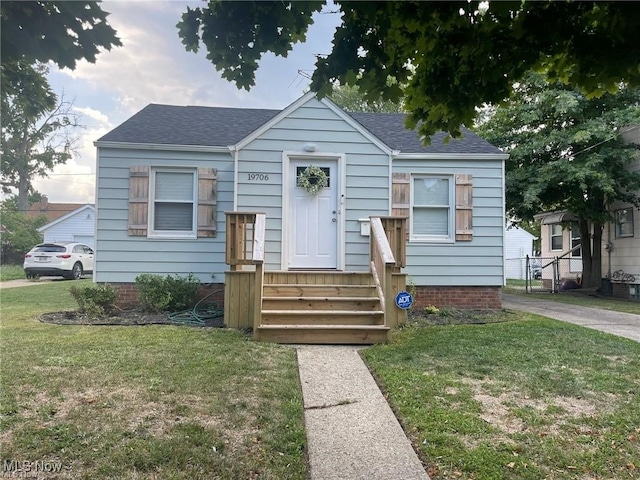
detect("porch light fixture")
[303,143,317,152]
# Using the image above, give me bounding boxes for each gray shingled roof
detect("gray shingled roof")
[98,103,503,155]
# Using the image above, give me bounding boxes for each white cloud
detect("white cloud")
[73,106,111,126]
[29,0,341,204]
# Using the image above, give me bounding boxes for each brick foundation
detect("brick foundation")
[112,282,502,310]
[112,283,226,309]
[412,286,502,309]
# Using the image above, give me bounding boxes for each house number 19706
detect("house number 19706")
[247,173,270,181]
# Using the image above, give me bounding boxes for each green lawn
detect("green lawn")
[0,264,26,282]
[363,316,640,479]
[0,281,306,479]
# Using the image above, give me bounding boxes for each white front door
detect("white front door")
[288,159,338,269]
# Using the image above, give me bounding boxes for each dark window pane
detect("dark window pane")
[154,203,193,230]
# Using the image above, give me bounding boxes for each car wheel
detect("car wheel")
[69,262,83,280]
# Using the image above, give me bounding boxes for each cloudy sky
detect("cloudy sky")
[33,0,342,203]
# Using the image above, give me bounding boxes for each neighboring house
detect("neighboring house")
[504,225,536,280]
[25,196,87,224]
[38,204,96,248]
[94,92,508,328]
[537,126,640,300]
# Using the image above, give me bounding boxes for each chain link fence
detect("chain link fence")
[525,256,583,293]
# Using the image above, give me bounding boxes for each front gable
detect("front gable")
[234,92,393,155]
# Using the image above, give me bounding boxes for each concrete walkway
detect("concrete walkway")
[503,293,640,342]
[297,346,429,480]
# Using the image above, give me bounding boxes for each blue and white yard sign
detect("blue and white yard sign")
[395,291,413,309]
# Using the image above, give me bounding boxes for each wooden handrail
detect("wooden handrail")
[370,217,395,266]
[369,216,407,331]
[252,213,266,264]
[224,211,267,340]
[377,216,407,268]
[225,212,266,269]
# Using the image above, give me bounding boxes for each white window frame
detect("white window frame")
[410,174,455,243]
[550,224,563,251]
[615,208,634,238]
[149,167,197,239]
[570,222,581,257]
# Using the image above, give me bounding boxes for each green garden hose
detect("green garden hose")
[168,290,224,326]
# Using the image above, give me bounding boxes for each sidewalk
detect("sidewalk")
[502,293,640,342]
[297,345,429,480]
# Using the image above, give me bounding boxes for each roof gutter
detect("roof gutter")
[93,141,230,153]
[393,152,509,160]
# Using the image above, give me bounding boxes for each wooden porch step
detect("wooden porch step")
[264,271,375,285]
[261,310,384,326]
[262,296,381,311]
[257,324,390,344]
[263,284,378,297]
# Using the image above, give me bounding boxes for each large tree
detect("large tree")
[477,74,640,288]
[1,63,81,212]
[177,1,640,141]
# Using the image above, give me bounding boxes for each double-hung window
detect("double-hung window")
[550,224,563,251]
[615,208,634,238]
[150,168,197,238]
[410,175,454,242]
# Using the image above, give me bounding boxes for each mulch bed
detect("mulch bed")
[39,309,225,327]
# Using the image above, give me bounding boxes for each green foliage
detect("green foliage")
[135,273,201,313]
[1,1,121,71]
[1,62,81,211]
[177,1,640,142]
[0,200,45,254]
[329,83,405,113]
[69,283,118,318]
[476,73,640,286]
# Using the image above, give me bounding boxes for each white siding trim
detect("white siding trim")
[232,148,239,210]
[281,151,346,270]
[388,153,393,214]
[93,141,230,153]
[502,158,506,286]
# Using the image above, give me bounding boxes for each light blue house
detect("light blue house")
[95,93,507,342]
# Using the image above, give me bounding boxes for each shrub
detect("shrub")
[135,273,200,312]
[424,304,440,315]
[69,283,118,318]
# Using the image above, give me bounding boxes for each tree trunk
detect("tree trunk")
[17,173,30,213]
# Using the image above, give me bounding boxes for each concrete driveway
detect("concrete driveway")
[502,293,640,342]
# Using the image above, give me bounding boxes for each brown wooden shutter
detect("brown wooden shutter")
[128,166,149,236]
[455,174,473,241]
[392,172,410,240]
[197,167,217,237]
